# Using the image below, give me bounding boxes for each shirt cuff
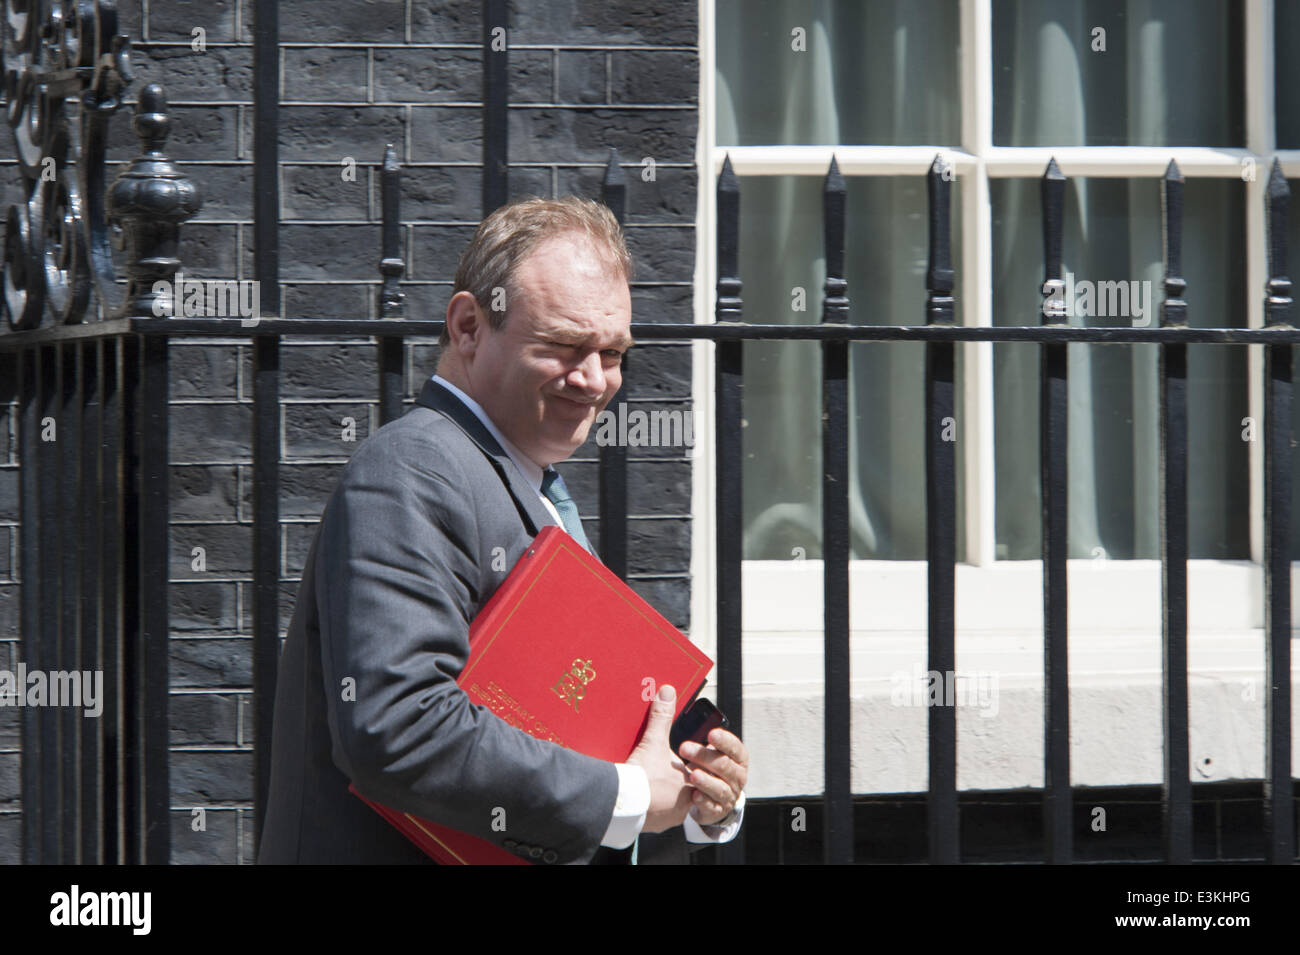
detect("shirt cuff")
[600,763,650,849]
[683,791,746,844]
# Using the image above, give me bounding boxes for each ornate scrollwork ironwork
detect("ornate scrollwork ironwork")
[2,0,199,330]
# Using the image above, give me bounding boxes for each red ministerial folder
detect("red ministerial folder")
[350,525,714,864]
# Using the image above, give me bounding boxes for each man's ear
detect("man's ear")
[445,291,484,356]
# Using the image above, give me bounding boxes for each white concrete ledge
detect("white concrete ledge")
[704,629,1299,799]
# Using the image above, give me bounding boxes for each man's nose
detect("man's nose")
[568,350,606,395]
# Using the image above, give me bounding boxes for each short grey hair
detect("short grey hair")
[441,196,634,346]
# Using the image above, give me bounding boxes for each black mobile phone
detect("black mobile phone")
[670,697,729,757]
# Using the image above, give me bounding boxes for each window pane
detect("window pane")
[737,174,964,560]
[991,177,1248,560]
[993,0,1244,147]
[716,0,960,146]
[1277,2,1300,148]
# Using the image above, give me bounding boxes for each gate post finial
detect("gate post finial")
[106,84,202,318]
[1265,158,1292,328]
[602,148,626,225]
[1160,160,1187,328]
[1040,157,1067,324]
[378,143,405,319]
[926,153,955,325]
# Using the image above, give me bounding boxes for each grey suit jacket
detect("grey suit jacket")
[258,378,622,864]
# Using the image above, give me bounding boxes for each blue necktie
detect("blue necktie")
[540,468,592,552]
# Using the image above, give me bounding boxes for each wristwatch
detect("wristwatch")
[707,807,740,829]
[699,793,744,829]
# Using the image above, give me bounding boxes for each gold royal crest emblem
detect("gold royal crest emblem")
[551,658,597,713]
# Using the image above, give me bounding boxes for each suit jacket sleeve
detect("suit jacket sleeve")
[314,424,619,864]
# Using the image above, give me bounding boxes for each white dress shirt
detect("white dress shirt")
[431,376,744,848]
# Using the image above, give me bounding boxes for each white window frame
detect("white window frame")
[688,0,1298,663]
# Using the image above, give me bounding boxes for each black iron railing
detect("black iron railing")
[2,0,1295,867]
[5,151,1299,864]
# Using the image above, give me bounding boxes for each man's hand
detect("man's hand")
[679,728,749,827]
[626,685,693,833]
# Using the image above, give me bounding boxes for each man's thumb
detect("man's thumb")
[642,684,676,740]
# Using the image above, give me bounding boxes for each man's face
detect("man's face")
[464,233,633,468]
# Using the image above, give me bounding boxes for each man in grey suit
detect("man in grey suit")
[259,197,748,864]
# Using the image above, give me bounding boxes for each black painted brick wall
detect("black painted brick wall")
[0,0,698,863]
